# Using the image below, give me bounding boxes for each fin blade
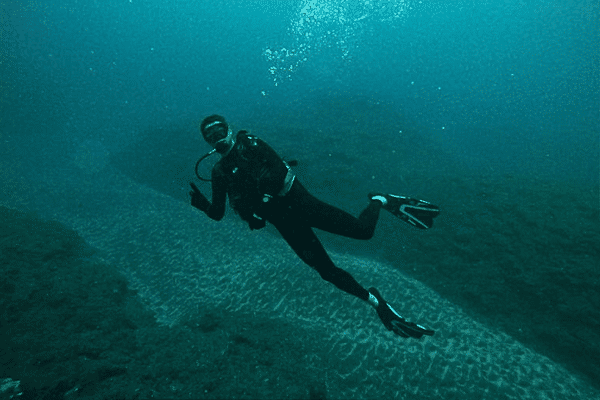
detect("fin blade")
[390,196,440,229]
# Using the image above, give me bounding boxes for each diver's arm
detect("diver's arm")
[205,166,227,221]
[189,167,227,220]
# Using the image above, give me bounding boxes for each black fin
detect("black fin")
[388,196,440,229]
[391,319,435,338]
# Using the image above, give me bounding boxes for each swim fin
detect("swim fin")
[369,193,440,229]
[369,287,435,339]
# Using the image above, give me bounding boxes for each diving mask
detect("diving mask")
[213,127,234,154]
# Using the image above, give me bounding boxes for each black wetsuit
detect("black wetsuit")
[203,131,382,303]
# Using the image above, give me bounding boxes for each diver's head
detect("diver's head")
[200,114,234,155]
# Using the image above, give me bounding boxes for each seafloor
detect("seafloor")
[1,168,598,399]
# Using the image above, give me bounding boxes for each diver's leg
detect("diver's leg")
[288,181,382,240]
[273,221,371,302]
[269,214,435,338]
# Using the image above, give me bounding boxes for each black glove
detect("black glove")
[189,182,210,212]
[247,214,266,230]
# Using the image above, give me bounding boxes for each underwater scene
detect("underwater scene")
[1,0,598,399]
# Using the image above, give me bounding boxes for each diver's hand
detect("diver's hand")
[189,182,210,212]
[248,214,266,230]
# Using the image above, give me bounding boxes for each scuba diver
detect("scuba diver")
[189,114,439,339]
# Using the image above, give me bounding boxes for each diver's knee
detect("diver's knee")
[354,227,375,240]
[359,230,375,240]
[316,265,341,283]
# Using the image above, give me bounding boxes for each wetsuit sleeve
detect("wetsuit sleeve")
[205,164,227,221]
